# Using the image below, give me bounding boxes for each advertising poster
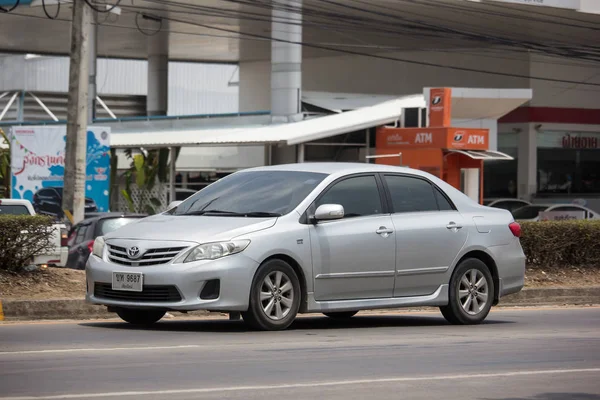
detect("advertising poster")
[10,125,111,213]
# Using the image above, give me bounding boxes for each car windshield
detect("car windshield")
[511,205,548,220]
[98,217,144,236]
[0,205,30,215]
[171,170,327,217]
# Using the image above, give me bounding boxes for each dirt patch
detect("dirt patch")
[0,265,599,301]
[0,267,86,300]
[525,265,600,288]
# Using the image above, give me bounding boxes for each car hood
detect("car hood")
[104,213,277,243]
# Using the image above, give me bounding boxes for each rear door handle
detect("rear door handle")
[446,222,463,230]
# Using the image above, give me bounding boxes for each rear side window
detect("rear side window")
[434,187,455,211]
[384,175,440,213]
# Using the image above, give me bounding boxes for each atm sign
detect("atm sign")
[447,129,488,149]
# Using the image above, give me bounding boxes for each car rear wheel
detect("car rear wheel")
[242,259,301,331]
[323,311,358,319]
[115,308,165,325]
[440,258,494,325]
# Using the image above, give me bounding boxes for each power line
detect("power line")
[83,0,122,13]
[160,13,600,87]
[42,0,60,20]
[0,0,19,13]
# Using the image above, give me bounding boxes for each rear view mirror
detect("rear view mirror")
[314,204,344,222]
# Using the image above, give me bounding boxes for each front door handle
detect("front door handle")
[446,222,463,230]
[376,226,394,237]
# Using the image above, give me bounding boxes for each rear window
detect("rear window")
[0,205,30,215]
[97,217,143,236]
[512,205,547,220]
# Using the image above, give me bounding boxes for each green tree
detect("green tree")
[120,148,179,215]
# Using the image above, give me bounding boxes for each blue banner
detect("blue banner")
[10,126,111,213]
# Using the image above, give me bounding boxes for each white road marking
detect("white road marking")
[1,368,599,399]
[0,345,203,356]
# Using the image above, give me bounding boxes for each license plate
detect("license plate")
[112,272,143,292]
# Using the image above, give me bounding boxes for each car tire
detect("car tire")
[440,258,494,325]
[242,259,301,331]
[115,308,165,325]
[323,311,358,319]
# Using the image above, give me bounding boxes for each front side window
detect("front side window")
[384,175,440,213]
[173,170,327,217]
[316,175,383,218]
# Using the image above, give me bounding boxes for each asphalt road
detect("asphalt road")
[1,307,599,400]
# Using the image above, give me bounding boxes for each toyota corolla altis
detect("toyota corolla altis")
[86,163,525,330]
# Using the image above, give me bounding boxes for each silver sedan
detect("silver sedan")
[86,163,526,330]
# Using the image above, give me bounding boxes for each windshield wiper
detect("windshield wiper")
[181,210,281,217]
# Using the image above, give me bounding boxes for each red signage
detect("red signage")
[562,134,599,149]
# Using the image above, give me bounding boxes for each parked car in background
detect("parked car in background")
[511,203,598,221]
[33,187,97,218]
[484,198,531,212]
[86,163,525,330]
[0,198,68,267]
[67,213,147,270]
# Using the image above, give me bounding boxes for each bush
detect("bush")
[520,220,600,267]
[0,215,55,272]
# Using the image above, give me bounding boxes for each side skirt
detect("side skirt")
[305,284,449,313]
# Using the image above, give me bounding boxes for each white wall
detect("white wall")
[0,55,239,116]
[239,49,600,112]
[239,61,270,113]
[529,54,600,109]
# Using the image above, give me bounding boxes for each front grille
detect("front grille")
[107,244,187,266]
[94,283,182,302]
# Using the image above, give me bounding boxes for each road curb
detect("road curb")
[1,286,599,321]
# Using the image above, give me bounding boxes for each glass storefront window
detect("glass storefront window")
[483,132,518,198]
[537,131,600,195]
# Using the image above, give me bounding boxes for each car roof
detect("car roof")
[243,162,419,176]
[0,198,32,205]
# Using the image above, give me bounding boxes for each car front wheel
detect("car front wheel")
[440,258,494,325]
[242,259,301,331]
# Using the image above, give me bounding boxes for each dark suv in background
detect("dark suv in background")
[33,187,97,218]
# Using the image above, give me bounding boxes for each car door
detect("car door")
[309,174,396,301]
[382,174,468,297]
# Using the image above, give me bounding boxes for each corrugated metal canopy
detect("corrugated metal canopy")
[109,95,426,148]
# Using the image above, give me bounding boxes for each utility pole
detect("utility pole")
[63,0,91,225]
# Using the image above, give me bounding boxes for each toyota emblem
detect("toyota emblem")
[127,246,141,259]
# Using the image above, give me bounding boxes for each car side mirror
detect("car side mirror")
[314,204,344,222]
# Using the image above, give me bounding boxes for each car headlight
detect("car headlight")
[183,240,250,263]
[92,236,105,258]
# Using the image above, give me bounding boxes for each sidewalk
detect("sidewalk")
[2,286,599,321]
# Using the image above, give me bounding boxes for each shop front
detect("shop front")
[486,128,600,210]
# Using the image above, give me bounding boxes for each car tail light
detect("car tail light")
[60,228,69,247]
[509,222,521,238]
[87,240,94,254]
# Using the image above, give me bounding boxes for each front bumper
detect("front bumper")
[85,253,259,312]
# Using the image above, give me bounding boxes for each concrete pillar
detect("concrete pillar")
[88,14,97,123]
[147,28,169,116]
[270,0,302,123]
[517,123,537,200]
